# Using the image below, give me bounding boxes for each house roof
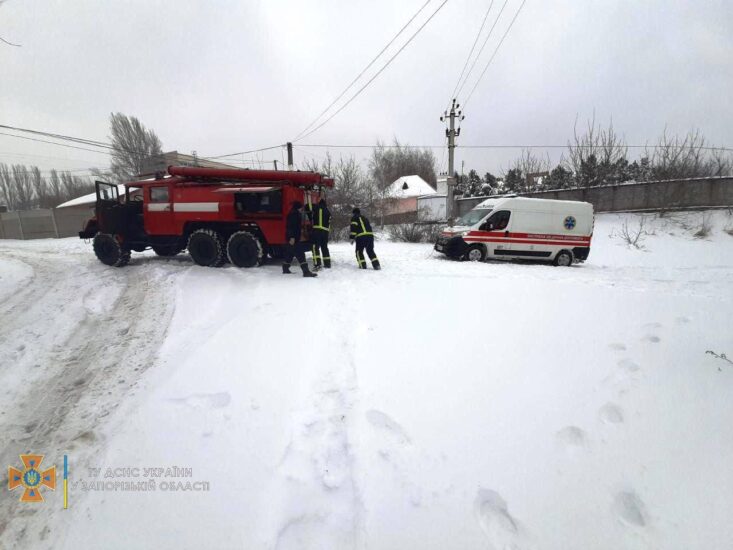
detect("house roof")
[57,184,127,208]
[387,175,436,198]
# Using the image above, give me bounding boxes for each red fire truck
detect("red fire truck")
[79,165,334,268]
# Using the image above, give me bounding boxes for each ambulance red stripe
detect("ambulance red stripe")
[464,237,591,246]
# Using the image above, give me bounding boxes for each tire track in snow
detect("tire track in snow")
[268,273,365,550]
[0,248,177,549]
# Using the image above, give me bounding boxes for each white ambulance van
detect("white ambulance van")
[434,197,594,266]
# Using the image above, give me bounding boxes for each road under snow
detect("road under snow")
[1,211,732,550]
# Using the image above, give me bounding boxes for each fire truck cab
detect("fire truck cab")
[79,165,333,268]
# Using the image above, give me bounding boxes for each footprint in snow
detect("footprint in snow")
[556,426,588,453]
[170,392,231,409]
[608,342,627,351]
[642,334,661,343]
[642,322,663,329]
[598,403,624,425]
[675,316,691,324]
[474,489,533,550]
[618,359,641,373]
[365,409,411,445]
[613,490,648,528]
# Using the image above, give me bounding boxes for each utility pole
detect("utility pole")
[286,142,294,170]
[273,160,278,171]
[440,99,463,220]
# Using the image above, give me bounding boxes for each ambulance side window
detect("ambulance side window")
[481,210,511,231]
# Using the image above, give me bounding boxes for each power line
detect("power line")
[455,0,510,101]
[299,143,733,152]
[0,123,113,150]
[294,0,433,142]
[463,0,527,109]
[448,0,495,107]
[0,35,22,47]
[203,144,284,160]
[0,124,159,157]
[0,131,114,156]
[295,0,450,143]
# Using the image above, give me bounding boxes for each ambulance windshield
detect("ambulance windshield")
[457,208,491,227]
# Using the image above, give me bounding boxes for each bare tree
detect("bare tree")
[647,128,708,180]
[614,216,648,249]
[11,164,33,210]
[707,147,733,177]
[0,163,14,210]
[31,166,54,208]
[504,149,551,192]
[369,139,437,192]
[565,114,628,187]
[109,113,163,182]
[48,169,63,205]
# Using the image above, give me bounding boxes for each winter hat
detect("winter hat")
[319,198,327,206]
[352,207,361,215]
[292,201,303,209]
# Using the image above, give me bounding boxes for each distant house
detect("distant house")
[383,175,437,216]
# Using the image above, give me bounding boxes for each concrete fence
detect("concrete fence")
[0,208,91,240]
[455,176,733,218]
[3,176,731,239]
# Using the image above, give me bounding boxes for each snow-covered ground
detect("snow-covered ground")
[1,211,732,550]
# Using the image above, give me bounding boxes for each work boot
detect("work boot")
[301,263,318,278]
[372,260,381,270]
[324,259,331,268]
[282,264,292,274]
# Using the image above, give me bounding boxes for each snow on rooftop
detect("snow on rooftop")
[387,175,436,198]
[56,184,127,208]
[56,178,155,208]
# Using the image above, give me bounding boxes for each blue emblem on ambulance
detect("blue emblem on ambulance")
[564,216,576,230]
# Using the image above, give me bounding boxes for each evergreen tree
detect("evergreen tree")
[503,168,524,193]
[545,165,574,189]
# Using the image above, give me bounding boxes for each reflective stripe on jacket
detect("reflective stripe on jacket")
[311,204,331,232]
[350,214,373,238]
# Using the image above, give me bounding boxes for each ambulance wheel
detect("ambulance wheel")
[227,231,263,268]
[554,249,573,267]
[465,244,486,262]
[187,228,225,267]
[93,233,130,267]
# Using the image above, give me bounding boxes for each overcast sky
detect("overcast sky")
[1,0,732,178]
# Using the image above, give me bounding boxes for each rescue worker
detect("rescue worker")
[309,198,331,269]
[283,201,317,277]
[350,207,381,270]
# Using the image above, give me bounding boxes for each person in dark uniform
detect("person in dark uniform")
[309,198,331,269]
[283,201,317,277]
[350,207,380,270]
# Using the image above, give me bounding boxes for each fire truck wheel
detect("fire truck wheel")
[187,229,225,267]
[554,249,573,267]
[152,245,183,257]
[93,233,130,267]
[227,231,263,268]
[465,244,486,262]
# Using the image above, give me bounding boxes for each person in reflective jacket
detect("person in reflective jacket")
[283,201,317,277]
[308,198,331,269]
[349,207,380,270]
